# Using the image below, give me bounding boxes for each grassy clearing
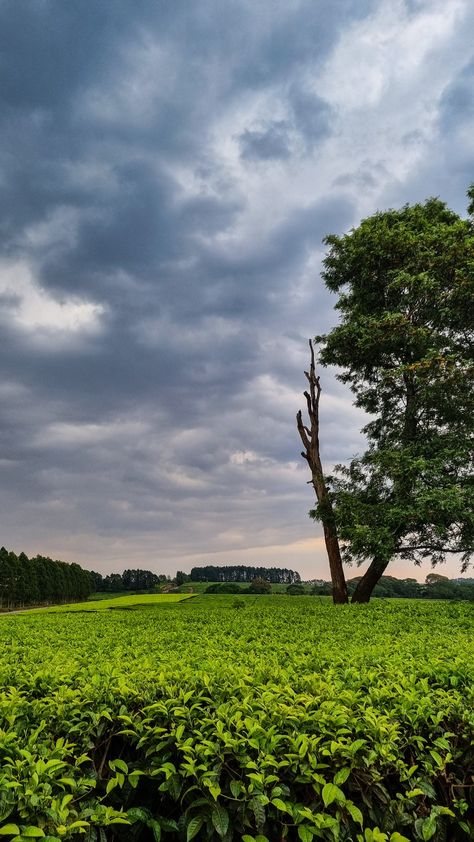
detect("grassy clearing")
[26,593,195,613]
[0,597,472,840]
[176,581,314,593]
[176,580,248,593]
[87,592,136,601]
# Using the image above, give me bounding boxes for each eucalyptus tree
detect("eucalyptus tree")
[0,548,93,608]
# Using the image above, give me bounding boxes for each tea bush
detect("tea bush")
[0,598,472,841]
[26,594,194,613]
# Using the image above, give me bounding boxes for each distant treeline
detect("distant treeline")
[310,575,474,601]
[91,569,170,592]
[0,547,92,609]
[188,565,301,584]
[4,547,470,610]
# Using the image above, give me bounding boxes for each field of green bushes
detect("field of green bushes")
[0,597,472,841]
[26,594,194,613]
[176,582,297,595]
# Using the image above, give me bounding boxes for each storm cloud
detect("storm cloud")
[1,0,473,579]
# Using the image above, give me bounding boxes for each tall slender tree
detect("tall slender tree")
[297,340,348,604]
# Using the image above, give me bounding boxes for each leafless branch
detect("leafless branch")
[296,339,348,603]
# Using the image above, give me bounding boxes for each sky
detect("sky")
[1,0,473,581]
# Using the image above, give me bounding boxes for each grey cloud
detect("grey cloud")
[239,122,292,161]
[332,161,390,192]
[238,86,333,162]
[288,85,333,147]
[438,58,474,130]
[379,44,474,218]
[231,0,375,91]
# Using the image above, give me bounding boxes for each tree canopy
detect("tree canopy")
[92,568,169,592]
[189,565,301,584]
[0,547,93,609]
[313,190,474,601]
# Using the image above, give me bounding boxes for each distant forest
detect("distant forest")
[187,565,301,584]
[91,569,170,592]
[0,547,92,609]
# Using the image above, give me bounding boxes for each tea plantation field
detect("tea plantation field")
[0,597,472,842]
[25,594,195,613]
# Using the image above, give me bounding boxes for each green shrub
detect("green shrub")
[231,598,246,609]
[286,583,306,595]
[247,577,271,594]
[204,582,242,594]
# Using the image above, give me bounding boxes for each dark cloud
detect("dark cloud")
[288,85,333,148]
[438,58,474,130]
[239,122,292,161]
[238,89,333,161]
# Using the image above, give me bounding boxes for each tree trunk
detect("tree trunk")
[297,340,348,605]
[322,522,349,604]
[352,372,419,603]
[351,557,389,603]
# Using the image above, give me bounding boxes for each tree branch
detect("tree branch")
[296,339,348,604]
[398,544,472,553]
[296,410,310,452]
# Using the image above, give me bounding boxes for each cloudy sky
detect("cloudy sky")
[1,0,473,580]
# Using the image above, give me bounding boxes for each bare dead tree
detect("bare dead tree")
[296,340,348,604]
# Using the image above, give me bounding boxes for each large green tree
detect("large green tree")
[315,190,474,602]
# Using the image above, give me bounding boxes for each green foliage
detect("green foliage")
[247,577,272,594]
[26,594,194,614]
[190,565,301,584]
[0,547,93,610]
[310,582,333,596]
[231,598,246,609]
[91,569,170,593]
[204,583,243,594]
[0,598,472,840]
[286,584,307,595]
[175,581,314,595]
[315,192,474,575]
[345,575,474,600]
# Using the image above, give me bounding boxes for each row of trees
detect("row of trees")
[203,574,474,599]
[0,547,93,609]
[91,569,170,592]
[300,574,474,600]
[298,188,474,603]
[187,565,301,584]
